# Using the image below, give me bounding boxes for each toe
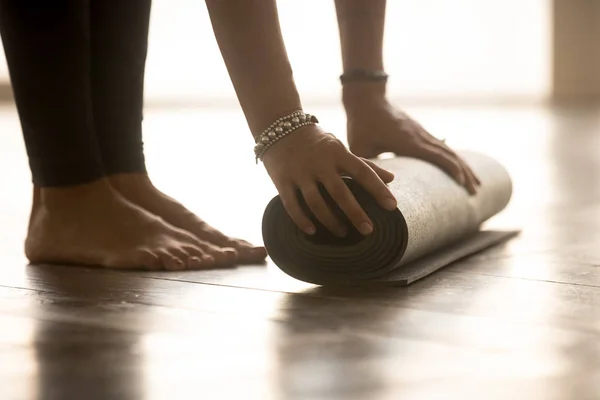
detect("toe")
[104,248,163,270]
[136,248,162,271]
[228,239,268,263]
[155,249,186,271]
[196,231,266,264]
[187,256,204,269]
[204,243,238,266]
[220,247,238,264]
[181,234,238,266]
[201,254,216,267]
[165,218,261,265]
[202,246,237,266]
[180,244,215,269]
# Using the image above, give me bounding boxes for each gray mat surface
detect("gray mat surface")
[262,151,518,286]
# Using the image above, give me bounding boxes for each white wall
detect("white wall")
[144,0,551,104]
[0,0,551,104]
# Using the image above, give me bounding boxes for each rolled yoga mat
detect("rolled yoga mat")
[262,151,519,286]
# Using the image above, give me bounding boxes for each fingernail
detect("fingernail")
[359,222,373,235]
[384,197,397,210]
[305,226,316,235]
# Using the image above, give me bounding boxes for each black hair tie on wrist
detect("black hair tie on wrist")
[340,69,389,84]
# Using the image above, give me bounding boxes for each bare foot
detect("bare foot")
[108,173,268,264]
[25,179,238,270]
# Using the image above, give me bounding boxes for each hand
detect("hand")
[262,125,398,237]
[345,98,481,194]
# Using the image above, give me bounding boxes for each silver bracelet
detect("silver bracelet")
[254,110,319,163]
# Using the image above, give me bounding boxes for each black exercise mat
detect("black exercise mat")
[262,151,518,286]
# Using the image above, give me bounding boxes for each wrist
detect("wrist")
[254,110,322,162]
[239,75,304,138]
[342,81,388,112]
[247,102,303,138]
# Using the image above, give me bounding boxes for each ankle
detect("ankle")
[108,172,151,189]
[39,178,117,210]
[107,172,157,199]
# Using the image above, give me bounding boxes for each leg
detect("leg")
[88,0,266,263]
[0,0,223,270]
[90,0,149,176]
[0,0,104,186]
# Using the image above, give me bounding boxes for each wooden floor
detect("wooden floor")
[1,103,599,400]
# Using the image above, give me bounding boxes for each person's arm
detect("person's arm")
[334,0,387,106]
[333,0,480,194]
[204,0,397,237]
[204,0,302,137]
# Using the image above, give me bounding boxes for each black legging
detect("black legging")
[0,0,151,187]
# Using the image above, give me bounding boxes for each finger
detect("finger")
[438,147,480,194]
[300,182,348,237]
[463,162,481,186]
[461,168,478,195]
[411,143,466,188]
[461,163,481,194]
[322,176,374,236]
[362,158,395,184]
[278,185,317,235]
[341,156,398,212]
[449,158,477,195]
[425,138,481,191]
[472,170,481,186]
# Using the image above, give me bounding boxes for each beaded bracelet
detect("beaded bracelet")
[254,110,319,163]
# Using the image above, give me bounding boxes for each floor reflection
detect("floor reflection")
[284,284,584,399]
[0,315,39,400]
[18,267,145,400]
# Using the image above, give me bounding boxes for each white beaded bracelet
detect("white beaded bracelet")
[254,110,318,162]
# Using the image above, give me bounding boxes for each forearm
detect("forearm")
[334,0,387,105]
[205,0,303,137]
